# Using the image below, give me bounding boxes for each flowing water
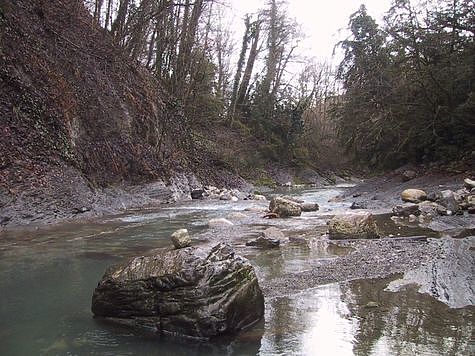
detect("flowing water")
[0,185,473,355]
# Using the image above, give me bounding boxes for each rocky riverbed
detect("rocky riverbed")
[0,171,474,354]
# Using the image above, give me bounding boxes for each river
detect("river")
[0,185,473,355]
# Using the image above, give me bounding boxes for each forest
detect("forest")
[86,0,474,169]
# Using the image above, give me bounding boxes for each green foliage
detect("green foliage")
[333,0,475,167]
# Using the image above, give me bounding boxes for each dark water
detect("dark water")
[0,186,473,355]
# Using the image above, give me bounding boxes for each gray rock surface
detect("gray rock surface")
[328,213,380,240]
[91,243,264,339]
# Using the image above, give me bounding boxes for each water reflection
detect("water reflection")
[341,277,474,356]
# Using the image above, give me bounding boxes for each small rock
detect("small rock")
[350,202,366,210]
[191,189,204,199]
[208,218,234,227]
[408,214,417,222]
[246,227,286,248]
[401,189,427,203]
[252,194,267,201]
[402,170,417,182]
[231,196,239,202]
[300,202,319,212]
[170,229,191,249]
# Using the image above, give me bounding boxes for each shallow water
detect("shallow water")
[0,186,473,355]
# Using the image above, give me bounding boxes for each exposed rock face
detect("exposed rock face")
[300,202,320,212]
[91,243,264,339]
[269,197,302,217]
[401,189,427,203]
[246,227,286,248]
[328,213,380,240]
[170,229,191,249]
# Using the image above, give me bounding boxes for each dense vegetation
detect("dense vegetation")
[335,0,474,168]
[85,0,474,172]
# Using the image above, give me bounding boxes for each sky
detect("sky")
[228,0,394,65]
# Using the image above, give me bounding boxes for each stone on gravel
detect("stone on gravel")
[269,197,302,217]
[401,189,427,203]
[91,243,265,339]
[328,212,380,240]
[170,229,191,249]
[208,218,234,227]
[300,202,319,212]
[402,170,417,182]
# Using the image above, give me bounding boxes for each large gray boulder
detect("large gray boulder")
[269,197,302,217]
[328,212,380,240]
[91,243,264,339]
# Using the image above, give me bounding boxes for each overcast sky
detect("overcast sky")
[228,0,394,65]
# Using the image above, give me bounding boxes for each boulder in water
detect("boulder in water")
[91,243,264,339]
[269,197,302,217]
[328,212,380,240]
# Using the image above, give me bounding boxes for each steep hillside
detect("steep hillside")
[0,0,211,226]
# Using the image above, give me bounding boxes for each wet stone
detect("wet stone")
[91,243,265,339]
